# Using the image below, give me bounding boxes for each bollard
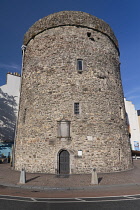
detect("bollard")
[91,168,98,185]
[7,152,10,163]
[19,168,26,184]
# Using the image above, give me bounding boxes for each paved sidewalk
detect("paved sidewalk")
[0,159,140,197]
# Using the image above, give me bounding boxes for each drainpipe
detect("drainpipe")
[13,45,26,169]
[21,45,26,78]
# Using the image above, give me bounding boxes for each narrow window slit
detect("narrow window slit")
[87,32,91,37]
[77,59,83,73]
[89,37,95,41]
[74,103,80,115]
[23,108,27,123]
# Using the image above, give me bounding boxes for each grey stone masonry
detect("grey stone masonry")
[15,11,132,174]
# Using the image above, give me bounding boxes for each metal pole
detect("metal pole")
[13,45,26,169]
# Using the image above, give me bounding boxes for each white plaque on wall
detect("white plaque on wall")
[78,150,82,157]
[87,136,93,141]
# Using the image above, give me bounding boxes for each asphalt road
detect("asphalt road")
[1,194,140,210]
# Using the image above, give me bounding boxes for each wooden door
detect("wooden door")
[59,150,70,174]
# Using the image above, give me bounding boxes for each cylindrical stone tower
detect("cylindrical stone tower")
[15,11,132,174]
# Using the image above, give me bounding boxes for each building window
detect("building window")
[77,59,83,72]
[23,108,27,123]
[87,32,91,37]
[74,102,80,114]
[120,106,124,119]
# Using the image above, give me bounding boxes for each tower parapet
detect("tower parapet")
[24,11,119,52]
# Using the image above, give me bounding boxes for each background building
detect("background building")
[137,110,140,137]
[124,98,140,151]
[15,11,132,174]
[0,72,21,157]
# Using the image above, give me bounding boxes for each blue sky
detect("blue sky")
[0,0,140,109]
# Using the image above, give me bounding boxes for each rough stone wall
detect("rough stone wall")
[15,11,132,173]
[23,11,119,50]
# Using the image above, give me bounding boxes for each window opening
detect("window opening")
[87,32,91,37]
[74,103,80,114]
[77,59,83,71]
[23,108,27,123]
[89,37,95,41]
[120,106,124,119]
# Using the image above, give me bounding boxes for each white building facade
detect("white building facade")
[124,98,140,151]
[0,73,21,107]
[0,73,21,156]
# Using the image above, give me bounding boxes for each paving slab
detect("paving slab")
[0,159,140,198]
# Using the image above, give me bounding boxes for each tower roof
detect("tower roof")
[23,11,119,51]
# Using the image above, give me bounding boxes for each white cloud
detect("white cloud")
[125,87,140,97]
[127,95,140,100]
[0,63,21,71]
[124,86,140,110]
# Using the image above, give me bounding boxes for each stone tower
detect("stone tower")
[15,11,132,174]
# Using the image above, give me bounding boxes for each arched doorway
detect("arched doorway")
[59,150,70,174]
